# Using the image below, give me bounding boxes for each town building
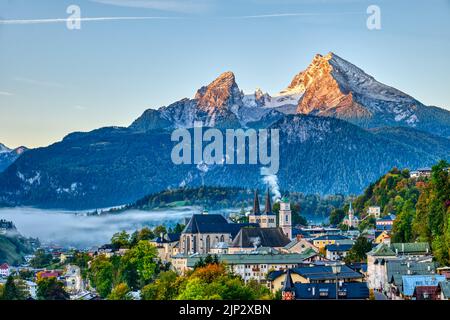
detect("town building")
[178,214,255,255]
[228,227,291,254]
[151,232,181,262]
[374,230,391,244]
[325,244,353,261]
[171,249,318,284]
[367,206,381,219]
[278,197,292,239]
[410,167,432,179]
[312,234,351,249]
[280,236,319,254]
[439,281,450,300]
[248,189,277,228]
[268,264,365,292]
[342,203,359,228]
[375,214,396,231]
[0,263,10,277]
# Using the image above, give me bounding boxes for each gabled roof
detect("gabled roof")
[325,244,353,252]
[390,242,430,255]
[231,227,291,248]
[183,214,229,234]
[313,235,348,241]
[267,265,364,282]
[295,282,369,300]
[386,260,436,281]
[377,214,396,221]
[0,263,9,269]
[367,243,396,257]
[402,275,446,296]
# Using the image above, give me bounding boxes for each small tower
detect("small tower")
[281,269,296,300]
[264,187,272,215]
[248,190,262,225]
[279,196,292,239]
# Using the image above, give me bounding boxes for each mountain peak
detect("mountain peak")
[195,71,242,111]
[0,143,12,154]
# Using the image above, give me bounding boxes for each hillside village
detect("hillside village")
[1,163,449,301]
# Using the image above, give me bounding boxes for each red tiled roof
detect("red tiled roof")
[0,263,9,269]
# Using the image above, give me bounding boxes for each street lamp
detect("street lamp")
[331,263,342,300]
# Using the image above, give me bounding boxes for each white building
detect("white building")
[0,263,10,277]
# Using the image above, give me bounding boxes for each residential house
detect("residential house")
[312,235,350,250]
[400,275,446,299]
[267,264,365,293]
[0,263,10,277]
[280,236,319,254]
[367,206,381,219]
[325,244,353,261]
[375,214,396,231]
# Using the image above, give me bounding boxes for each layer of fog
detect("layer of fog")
[0,206,233,248]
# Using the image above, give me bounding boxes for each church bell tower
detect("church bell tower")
[279,196,292,239]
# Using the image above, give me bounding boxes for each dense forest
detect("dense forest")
[336,160,450,265]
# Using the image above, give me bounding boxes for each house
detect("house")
[179,213,256,255]
[366,243,397,290]
[385,260,437,299]
[0,263,10,277]
[312,235,350,249]
[374,230,391,244]
[282,280,370,300]
[367,206,381,219]
[151,232,181,261]
[413,285,441,300]
[438,281,450,300]
[401,275,446,299]
[171,249,318,284]
[267,264,365,292]
[325,244,353,261]
[64,265,83,294]
[228,227,291,254]
[280,236,319,254]
[410,168,432,179]
[375,214,396,231]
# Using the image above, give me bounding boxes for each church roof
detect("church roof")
[231,227,291,248]
[282,269,295,292]
[264,188,274,215]
[182,214,256,237]
[253,190,261,215]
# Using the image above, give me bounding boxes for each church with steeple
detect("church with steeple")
[248,189,277,228]
[248,189,292,239]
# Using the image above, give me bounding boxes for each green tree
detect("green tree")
[107,283,131,300]
[37,277,69,300]
[30,249,53,268]
[141,270,180,300]
[344,236,373,263]
[153,225,167,237]
[0,276,29,300]
[120,240,158,289]
[88,255,114,298]
[111,231,130,249]
[329,209,346,226]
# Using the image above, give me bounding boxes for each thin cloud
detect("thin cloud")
[0,16,181,25]
[225,11,362,19]
[0,91,13,96]
[74,105,87,111]
[90,0,210,13]
[14,77,65,88]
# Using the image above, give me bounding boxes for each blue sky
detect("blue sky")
[0,0,449,148]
